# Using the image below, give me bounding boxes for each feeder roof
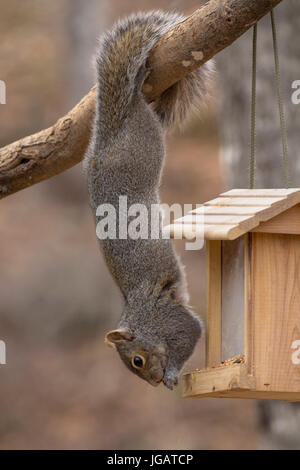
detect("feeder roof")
[167,188,300,240]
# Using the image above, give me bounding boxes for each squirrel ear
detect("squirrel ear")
[105,328,134,348]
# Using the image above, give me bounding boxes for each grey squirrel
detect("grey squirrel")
[84,10,212,389]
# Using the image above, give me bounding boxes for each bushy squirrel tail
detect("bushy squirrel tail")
[95,10,213,136]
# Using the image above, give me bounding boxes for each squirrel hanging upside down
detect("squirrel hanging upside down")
[84,10,213,389]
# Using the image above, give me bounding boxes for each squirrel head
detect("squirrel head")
[105,328,168,387]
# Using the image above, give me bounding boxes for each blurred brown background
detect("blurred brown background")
[0,0,262,449]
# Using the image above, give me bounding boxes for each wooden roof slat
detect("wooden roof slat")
[176,214,255,225]
[221,188,300,198]
[204,197,282,207]
[168,223,244,240]
[191,206,267,216]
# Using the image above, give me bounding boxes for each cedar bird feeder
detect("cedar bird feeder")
[169,188,300,401]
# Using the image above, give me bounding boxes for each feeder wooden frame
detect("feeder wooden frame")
[168,189,300,401]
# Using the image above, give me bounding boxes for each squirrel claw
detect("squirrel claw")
[163,372,179,390]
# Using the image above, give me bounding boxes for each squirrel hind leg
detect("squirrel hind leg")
[152,61,214,129]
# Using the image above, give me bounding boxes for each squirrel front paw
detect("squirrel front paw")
[163,369,179,390]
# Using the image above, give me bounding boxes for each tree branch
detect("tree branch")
[0,0,283,199]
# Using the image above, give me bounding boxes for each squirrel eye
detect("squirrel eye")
[132,355,145,369]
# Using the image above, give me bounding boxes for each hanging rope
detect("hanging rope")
[249,23,257,190]
[249,10,290,189]
[270,9,290,188]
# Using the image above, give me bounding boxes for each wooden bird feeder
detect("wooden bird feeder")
[169,188,300,401]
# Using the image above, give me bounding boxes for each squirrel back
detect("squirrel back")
[84,10,212,389]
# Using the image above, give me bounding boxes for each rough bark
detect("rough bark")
[217,0,300,449]
[0,0,283,199]
[143,0,283,101]
[0,88,96,198]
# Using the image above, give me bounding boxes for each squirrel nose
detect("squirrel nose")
[151,368,164,383]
